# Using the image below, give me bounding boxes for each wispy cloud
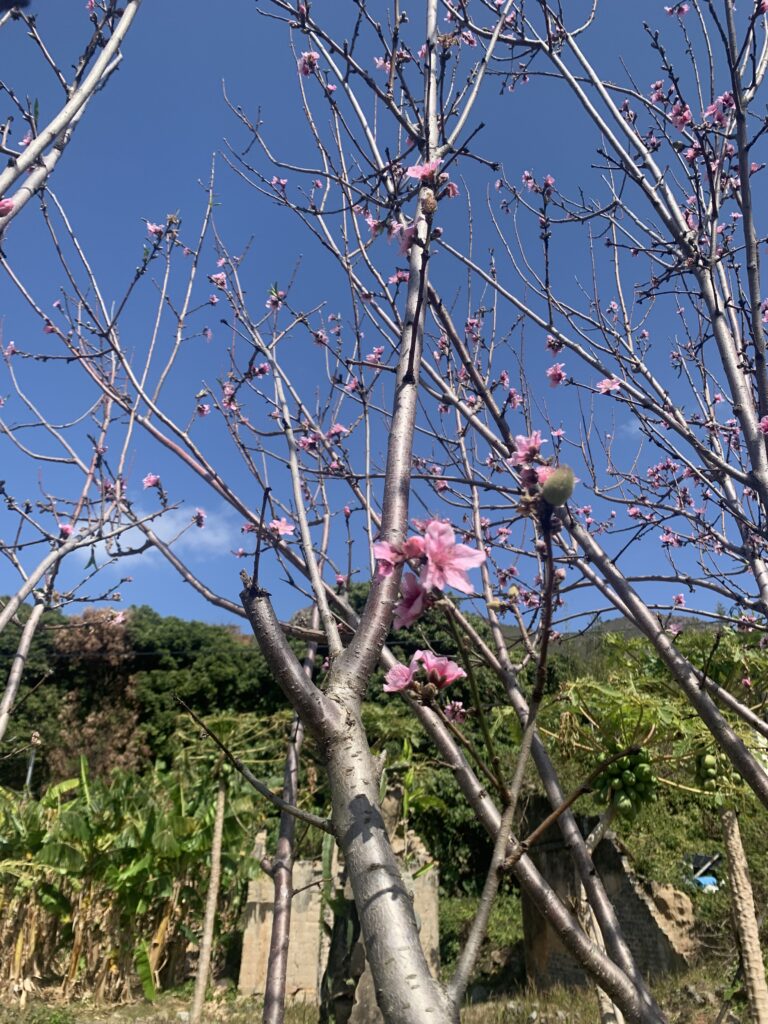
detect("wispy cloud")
[83,504,242,569]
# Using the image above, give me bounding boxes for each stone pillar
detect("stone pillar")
[238,852,325,1001]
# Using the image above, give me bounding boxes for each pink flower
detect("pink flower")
[659,530,681,548]
[596,377,621,394]
[389,219,418,254]
[326,423,348,439]
[142,473,161,489]
[393,573,427,629]
[509,431,546,466]
[209,272,227,290]
[0,198,14,218]
[147,222,164,238]
[402,536,427,559]
[546,363,566,387]
[669,101,692,130]
[388,269,410,285]
[193,508,206,528]
[374,56,391,74]
[271,176,288,189]
[373,534,426,577]
[420,520,486,594]
[297,51,320,76]
[269,517,295,536]
[383,661,417,693]
[405,158,442,182]
[59,523,74,538]
[673,593,685,607]
[444,701,467,723]
[443,181,460,199]
[266,288,286,312]
[197,403,211,417]
[412,649,466,689]
[374,540,405,577]
[536,466,556,486]
[758,416,768,435]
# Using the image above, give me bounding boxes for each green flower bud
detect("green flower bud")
[540,466,575,506]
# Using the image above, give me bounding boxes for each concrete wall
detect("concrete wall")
[238,827,440,1010]
[520,802,695,988]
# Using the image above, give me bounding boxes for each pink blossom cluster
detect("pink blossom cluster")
[546,363,566,388]
[384,649,466,693]
[269,517,295,536]
[297,51,320,76]
[669,101,692,130]
[405,158,442,182]
[508,431,546,466]
[521,171,555,195]
[704,92,735,127]
[374,520,486,630]
[375,519,485,592]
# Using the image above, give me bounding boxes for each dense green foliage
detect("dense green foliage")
[0,755,267,999]
[0,605,283,788]
[2,600,767,1001]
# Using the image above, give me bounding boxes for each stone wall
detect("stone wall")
[238,827,440,1011]
[520,802,696,988]
[238,857,326,1001]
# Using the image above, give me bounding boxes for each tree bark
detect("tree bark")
[721,809,768,1024]
[325,713,456,1024]
[190,775,227,1024]
[0,599,45,743]
[262,713,304,1024]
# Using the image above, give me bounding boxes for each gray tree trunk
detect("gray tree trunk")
[722,809,768,1024]
[190,775,227,1024]
[0,599,46,743]
[263,713,304,1024]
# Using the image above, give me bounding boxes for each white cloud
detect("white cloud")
[83,504,242,568]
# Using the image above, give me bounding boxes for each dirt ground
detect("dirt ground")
[0,965,745,1024]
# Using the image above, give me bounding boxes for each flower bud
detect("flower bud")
[540,465,574,506]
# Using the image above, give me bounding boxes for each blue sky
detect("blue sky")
[0,2,756,629]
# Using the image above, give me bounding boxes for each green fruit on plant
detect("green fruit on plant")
[622,770,636,787]
[540,466,575,506]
